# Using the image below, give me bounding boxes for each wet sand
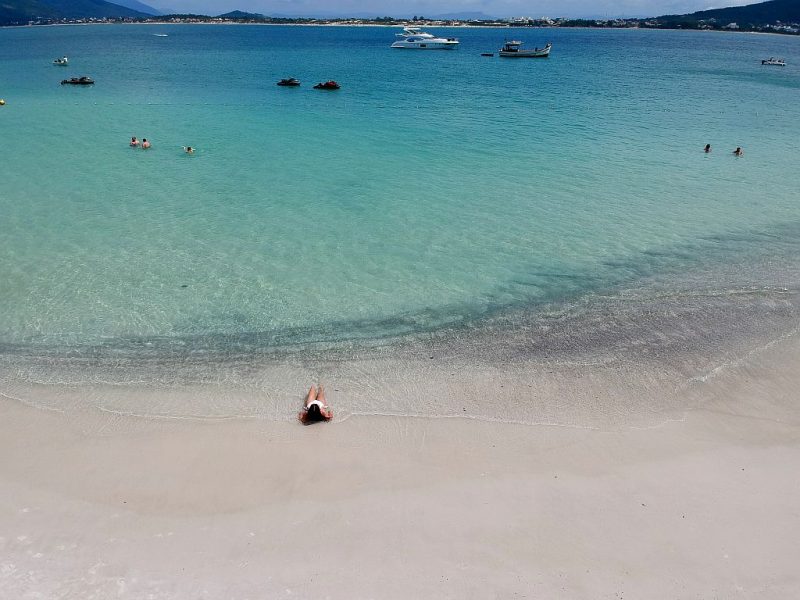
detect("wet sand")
[1,331,798,598]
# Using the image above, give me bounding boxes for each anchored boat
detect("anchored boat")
[498,41,552,58]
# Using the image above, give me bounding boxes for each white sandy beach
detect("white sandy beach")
[1,329,799,599]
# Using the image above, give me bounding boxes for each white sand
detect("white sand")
[1,334,799,598]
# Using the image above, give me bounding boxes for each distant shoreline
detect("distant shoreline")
[1,21,795,37]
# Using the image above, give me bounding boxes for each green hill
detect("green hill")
[217,10,266,19]
[0,0,149,24]
[659,0,800,26]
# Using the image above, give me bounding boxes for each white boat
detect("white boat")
[761,57,785,66]
[391,27,459,50]
[498,41,552,58]
[53,56,68,66]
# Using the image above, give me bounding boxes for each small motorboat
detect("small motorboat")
[53,56,68,66]
[61,76,94,85]
[761,57,786,66]
[499,41,552,58]
[277,78,301,87]
[313,80,340,90]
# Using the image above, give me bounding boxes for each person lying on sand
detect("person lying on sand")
[299,385,333,424]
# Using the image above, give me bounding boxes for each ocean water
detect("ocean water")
[1,25,799,421]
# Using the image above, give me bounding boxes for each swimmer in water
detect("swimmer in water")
[141,138,151,149]
[704,143,711,153]
[183,146,194,154]
[733,146,743,156]
[130,136,139,147]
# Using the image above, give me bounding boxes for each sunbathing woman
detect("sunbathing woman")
[299,385,333,424]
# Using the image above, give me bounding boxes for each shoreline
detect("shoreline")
[3,256,797,426]
[1,328,798,597]
[2,235,798,598]
[2,22,795,37]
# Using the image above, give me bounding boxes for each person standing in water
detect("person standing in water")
[141,138,151,149]
[704,143,711,153]
[299,385,333,424]
[130,136,140,147]
[733,146,743,156]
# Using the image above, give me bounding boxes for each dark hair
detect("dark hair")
[302,403,330,424]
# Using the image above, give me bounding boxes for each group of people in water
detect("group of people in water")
[130,136,194,154]
[130,136,151,149]
[704,143,743,156]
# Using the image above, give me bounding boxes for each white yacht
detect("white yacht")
[391,27,459,50]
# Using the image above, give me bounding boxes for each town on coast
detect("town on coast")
[4,12,799,35]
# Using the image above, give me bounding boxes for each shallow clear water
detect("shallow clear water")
[1,25,799,420]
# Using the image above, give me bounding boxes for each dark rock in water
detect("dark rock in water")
[61,76,94,85]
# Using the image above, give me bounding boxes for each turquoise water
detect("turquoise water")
[1,25,799,417]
